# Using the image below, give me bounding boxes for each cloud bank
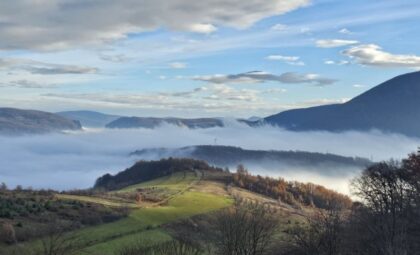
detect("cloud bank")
[0,124,418,192]
[0,58,98,75]
[194,71,337,86]
[0,0,309,50]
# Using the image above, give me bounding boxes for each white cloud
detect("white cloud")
[267,55,299,61]
[0,57,98,75]
[194,71,337,86]
[324,60,349,65]
[270,24,289,31]
[0,80,57,89]
[0,0,309,50]
[316,39,359,48]
[342,44,420,68]
[353,84,365,88]
[338,28,352,34]
[299,98,350,106]
[263,88,287,94]
[26,66,98,75]
[187,23,217,34]
[269,23,310,35]
[266,55,305,66]
[100,54,130,63]
[170,62,188,69]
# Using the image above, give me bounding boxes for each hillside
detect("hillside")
[106,116,224,129]
[57,110,121,128]
[265,71,420,137]
[131,145,371,175]
[0,158,353,255]
[94,158,223,190]
[0,108,82,135]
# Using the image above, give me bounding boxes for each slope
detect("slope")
[265,71,420,137]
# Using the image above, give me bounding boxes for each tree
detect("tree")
[0,182,7,191]
[0,223,17,244]
[350,161,415,255]
[401,150,420,252]
[35,221,80,255]
[285,202,345,255]
[215,200,279,255]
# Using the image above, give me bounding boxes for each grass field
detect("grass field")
[55,194,139,208]
[81,191,231,254]
[82,229,172,255]
[117,171,198,193]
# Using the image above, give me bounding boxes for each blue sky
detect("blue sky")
[0,0,419,117]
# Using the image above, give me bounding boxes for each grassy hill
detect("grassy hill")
[0,159,349,255]
[1,169,232,255]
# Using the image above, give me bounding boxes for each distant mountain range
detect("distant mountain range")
[106,117,225,129]
[265,71,420,137]
[131,145,371,175]
[57,110,121,128]
[57,111,259,129]
[3,72,420,136]
[0,108,81,135]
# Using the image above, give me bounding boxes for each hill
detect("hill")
[57,110,121,128]
[131,145,371,175]
[0,108,81,135]
[106,117,224,129]
[265,71,420,137]
[94,158,223,190]
[1,158,352,255]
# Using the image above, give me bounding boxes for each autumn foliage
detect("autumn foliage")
[232,165,352,209]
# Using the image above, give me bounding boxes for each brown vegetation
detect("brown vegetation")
[232,165,352,210]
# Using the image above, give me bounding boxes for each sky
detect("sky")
[0,0,420,118]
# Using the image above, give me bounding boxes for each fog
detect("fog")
[0,122,419,193]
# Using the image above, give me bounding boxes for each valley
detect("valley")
[1,1,420,254]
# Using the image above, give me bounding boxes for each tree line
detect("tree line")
[232,165,352,210]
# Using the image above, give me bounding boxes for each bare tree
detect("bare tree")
[285,202,345,255]
[0,222,17,244]
[215,199,279,255]
[350,161,412,255]
[35,221,81,255]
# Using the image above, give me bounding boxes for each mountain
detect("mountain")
[131,145,371,175]
[106,117,224,129]
[57,110,121,128]
[0,108,82,135]
[265,71,420,137]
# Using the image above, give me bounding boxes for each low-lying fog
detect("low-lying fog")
[1,122,419,194]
